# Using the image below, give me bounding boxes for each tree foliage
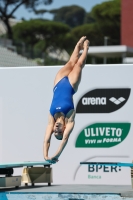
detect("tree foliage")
[13,19,71,50]
[70,0,121,46]
[91,0,121,45]
[84,12,95,24]
[50,5,86,28]
[71,23,104,46]
[1,0,121,65]
[0,0,53,39]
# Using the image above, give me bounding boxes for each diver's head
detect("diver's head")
[53,122,65,140]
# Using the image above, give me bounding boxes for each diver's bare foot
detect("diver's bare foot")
[83,39,90,49]
[77,36,87,50]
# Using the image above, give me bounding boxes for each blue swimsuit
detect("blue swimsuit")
[50,76,75,117]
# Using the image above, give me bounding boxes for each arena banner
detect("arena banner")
[0,64,132,185]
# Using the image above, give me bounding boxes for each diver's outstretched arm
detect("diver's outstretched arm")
[50,121,75,161]
[43,114,54,160]
[51,113,75,162]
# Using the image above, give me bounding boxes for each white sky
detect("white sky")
[14,0,111,20]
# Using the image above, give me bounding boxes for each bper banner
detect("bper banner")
[0,64,132,185]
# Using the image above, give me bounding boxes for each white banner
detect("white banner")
[0,64,133,185]
[0,98,2,162]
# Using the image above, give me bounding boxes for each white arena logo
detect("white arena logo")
[82,97,106,105]
[56,107,61,109]
[109,97,125,105]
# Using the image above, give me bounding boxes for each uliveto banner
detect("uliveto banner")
[75,123,131,148]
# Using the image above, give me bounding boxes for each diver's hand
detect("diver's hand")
[44,156,58,164]
[51,156,59,163]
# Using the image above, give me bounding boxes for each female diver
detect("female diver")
[43,36,89,163]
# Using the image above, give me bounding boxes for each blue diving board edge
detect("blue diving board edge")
[0,161,52,169]
[80,162,133,167]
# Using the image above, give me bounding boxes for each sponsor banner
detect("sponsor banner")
[76,88,131,113]
[75,123,131,148]
[75,157,130,184]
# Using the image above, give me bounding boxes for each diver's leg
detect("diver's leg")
[54,36,87,86]
[68,39,89,92]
